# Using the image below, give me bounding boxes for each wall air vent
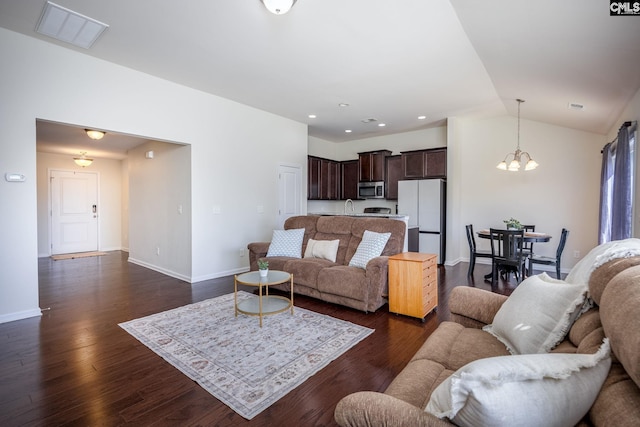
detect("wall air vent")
[568,102,585,111]
[36,1,109,49]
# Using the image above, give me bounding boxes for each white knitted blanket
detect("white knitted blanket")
[565,238,640,285]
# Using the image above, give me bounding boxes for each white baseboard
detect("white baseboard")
[191,266,250,284]
[0,308,42,324]
[127,257,191,283]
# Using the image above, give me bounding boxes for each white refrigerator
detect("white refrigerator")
[397,179,446,264]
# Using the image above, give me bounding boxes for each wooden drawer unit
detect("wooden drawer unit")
[388,252,438,320]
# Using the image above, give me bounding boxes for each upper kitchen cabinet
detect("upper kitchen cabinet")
[359,150,392,182]
[401,147,447,179]
[385,155,402,200]
[308,156,341,200]
[341,160,359,200]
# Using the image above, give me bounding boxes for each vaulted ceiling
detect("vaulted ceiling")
[1,0,639,155]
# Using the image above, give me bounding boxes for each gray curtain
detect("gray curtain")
[599,142,614,243]
[600,122,636,243]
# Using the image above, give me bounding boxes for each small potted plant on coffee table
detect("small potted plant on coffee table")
[258,259,269,277]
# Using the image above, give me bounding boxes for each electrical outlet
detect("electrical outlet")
[239,248,244,257]
[573,250,580,259]
[156,247,160,256]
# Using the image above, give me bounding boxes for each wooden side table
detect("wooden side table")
[388,252,438,321]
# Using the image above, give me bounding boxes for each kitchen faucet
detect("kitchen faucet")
[344,198,355,213]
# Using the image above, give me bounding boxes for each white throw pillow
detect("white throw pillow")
[425,339,611,427]
[348,230,391,269]
[483,273,588,354]
[303,239,340,262]
[266,228,305,258]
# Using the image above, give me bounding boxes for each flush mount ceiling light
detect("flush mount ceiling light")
[496,99,539,172]
[73,152,93,167]
[260,0,297,15]
[36,1,109,49]
[85,129,105,140]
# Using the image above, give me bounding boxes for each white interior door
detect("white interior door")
[278,164,301,228]
[50,170,98,255]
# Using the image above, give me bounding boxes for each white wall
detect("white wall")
[0,28,307,323]
[453,115,605,270]
[36,152,123,256]
[128,141,191,280]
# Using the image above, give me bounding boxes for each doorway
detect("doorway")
[277,164,302,228]
[49,169,99,255]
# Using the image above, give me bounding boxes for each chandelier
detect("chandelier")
[496,99,539,172]
[260,0,297,15]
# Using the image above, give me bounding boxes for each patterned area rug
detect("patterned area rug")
[119,291,374,420]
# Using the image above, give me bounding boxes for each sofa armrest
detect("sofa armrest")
[335,391,451,427]
[248,242,270,270]
[365,256,390,308]
[448,286,508,328]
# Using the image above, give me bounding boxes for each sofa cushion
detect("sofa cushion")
[304,238,340,262]
[348,230,391,269]
[412,321,510,372]
[282,258,338,289]
[317,266,367,301]
[483,273,588,354]
[266,228,304,258]
[425,340,612,427]
[599,264,640,387]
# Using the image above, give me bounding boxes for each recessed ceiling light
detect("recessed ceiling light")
[36,1,109,49]
[418,115,427,120]
[338,103,350,107]
[378,123,386,127]
[308,114,317,119]
[345,129,352,133]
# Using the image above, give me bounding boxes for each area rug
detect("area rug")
[51,251,107,260]
[119,291,374,420]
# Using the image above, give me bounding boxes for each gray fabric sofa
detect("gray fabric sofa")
[247,215,406,312]
[334,254,640,426]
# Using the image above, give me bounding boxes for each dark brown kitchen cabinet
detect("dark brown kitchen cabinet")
[359,150,392,182]
[385,155,402,200]
[308,156,340,200]
[341,160,359,200]
[308,156,321,199]
[401,148,447,179]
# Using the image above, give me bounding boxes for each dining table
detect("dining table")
[476,229,553,281]
[476,229,552,244]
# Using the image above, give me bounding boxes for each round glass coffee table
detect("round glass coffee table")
[234,270,294,327]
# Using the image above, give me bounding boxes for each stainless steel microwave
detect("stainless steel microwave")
[358,181,385,199]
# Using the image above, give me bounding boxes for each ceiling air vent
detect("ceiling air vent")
[361,118,378,124]
[567,102,585,111]
[36,1,109,49]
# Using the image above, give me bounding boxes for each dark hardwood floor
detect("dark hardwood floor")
[0,252,519,426]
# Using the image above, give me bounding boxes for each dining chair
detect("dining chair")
[521,225,536,257]
[489,228,527,284]
[529,228,569,279]
[465,224,492,276]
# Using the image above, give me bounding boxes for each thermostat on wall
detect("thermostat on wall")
[5,173,26,182]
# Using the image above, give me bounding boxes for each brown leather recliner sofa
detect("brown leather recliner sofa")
[335,252,640,426]
[248,215,406,313]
